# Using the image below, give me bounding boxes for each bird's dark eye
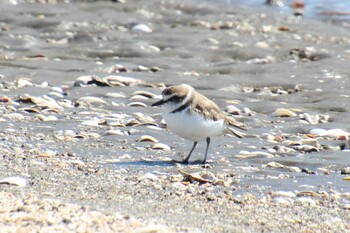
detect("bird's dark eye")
[162,89,172,96]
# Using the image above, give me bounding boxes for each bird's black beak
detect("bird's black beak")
[151,99,166,107]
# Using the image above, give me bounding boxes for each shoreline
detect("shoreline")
[226,0,350,27]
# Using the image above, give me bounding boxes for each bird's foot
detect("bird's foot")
[171,158,189,164]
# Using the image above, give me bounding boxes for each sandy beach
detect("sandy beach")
[0,0,350,232]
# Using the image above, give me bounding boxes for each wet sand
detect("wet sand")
[0,0,350,232]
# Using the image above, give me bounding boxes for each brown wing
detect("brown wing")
[191,91,223,121]
[191,90,247,138]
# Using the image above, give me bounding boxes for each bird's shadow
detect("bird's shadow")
[109,160,174,167]
[108,159,212,167]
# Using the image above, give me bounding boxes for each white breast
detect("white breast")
[162,107,225,141]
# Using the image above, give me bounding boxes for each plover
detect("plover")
[152,84,246,164]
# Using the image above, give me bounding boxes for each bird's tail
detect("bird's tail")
[224,127,246,138]
[223,115,248,138]
[224,116,247,130]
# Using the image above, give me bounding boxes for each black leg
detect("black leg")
[182,141,198,164]
[172,141,198,164]
[202,137,210,164]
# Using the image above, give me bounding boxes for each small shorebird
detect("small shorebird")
[152,84,246,164]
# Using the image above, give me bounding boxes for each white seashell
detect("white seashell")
[105,159,121,163]
[273,197,293,205]
[309,128,349,138]
[103,129,125,136]
[242,107,254,115]
[199,171,216,181]
[138,135,158,143]
[267,162,302,172]
[134,113,156,123]
[267,161,285,168]
[152,143,171,151]
[266,148,277,153]
[130,95,149,100]
[48,92,64,98]
[125,119,140,126]
[105,93,126,98]
[140,44,160,53]
[309,128,327,136]
[38,150,57,157]
[75,75,93,83]
[136,65,149,71]
[40,95,62,109]
[131,24,152,33]
[300,113,319,124]
[317,168,330,174]
[6,113,25,121]
[271,191,296,198]
[132,91,157,99]
[295,197,316,206]
[255,41,270,49]
[271,108,297,117]
[67,160,86,166]
[81,118,100,126]
[127,102,147,107]
[50,86,64,93]
[225,105,241,115]
[140,173,158,181]
[77,96,107,105]
[286,166,302,173]
[16,78,33,88]
[119,154,131,159]
[261,133,276,141]
[294,145,319,152]
[320,114,330,123]
[0,176,27,187]
[35,114,47,121]
[36,114,58,121]
[58,100,74,108]
[147,125,163,131]
[102,75,143,86]
[46,115,58,121]
[108,113,128,119]
[246,56,275,64]
[235,151,275,159]
[262,25,275,33]
[325,129,349,138]
[38,81,49,87]
[206,38,220,44]
[64,130,75,136]
[171,182,187,190]
[299,139,319,147]
[106,121,124,127]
